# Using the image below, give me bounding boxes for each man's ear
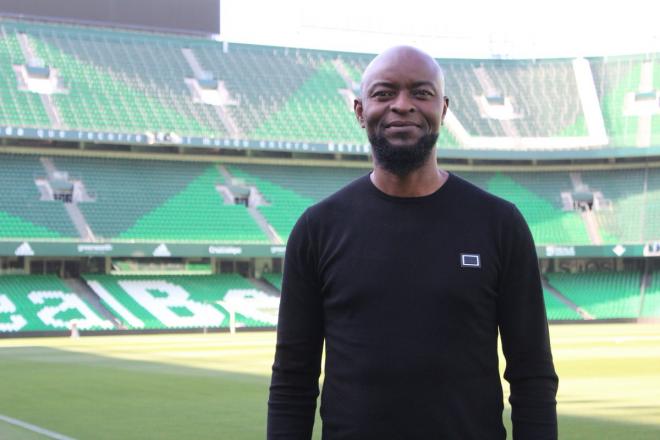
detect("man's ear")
[440,96,449,125]
[354,98,365,128]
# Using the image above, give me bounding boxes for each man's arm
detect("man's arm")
[268,211,324,439]
[497,206,558,440]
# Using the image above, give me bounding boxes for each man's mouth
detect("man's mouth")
[385,121,419,128]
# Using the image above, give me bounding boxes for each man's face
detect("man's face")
[355,49,448,152]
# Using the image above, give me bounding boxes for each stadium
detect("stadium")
[1,1,659,439]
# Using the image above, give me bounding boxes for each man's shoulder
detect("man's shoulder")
[305,173,371,219]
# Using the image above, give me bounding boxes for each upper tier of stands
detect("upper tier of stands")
[442,59,585,138]
[591,55,660,148]
[0,29,50,127]
[0,18,658,149]
[1,153,658,245]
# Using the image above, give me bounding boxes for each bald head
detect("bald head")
[360,46,445,99]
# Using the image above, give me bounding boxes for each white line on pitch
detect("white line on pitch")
[0,414,76,440]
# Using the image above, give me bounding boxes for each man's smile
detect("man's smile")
[385,120,420,128]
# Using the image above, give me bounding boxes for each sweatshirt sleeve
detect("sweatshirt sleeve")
[267,210,324,440]
[497,205,559,440]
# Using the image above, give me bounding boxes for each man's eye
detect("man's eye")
[413,89,433,96]
[373,90,393,97]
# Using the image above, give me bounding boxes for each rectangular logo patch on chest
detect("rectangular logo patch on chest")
[460,253,481,268]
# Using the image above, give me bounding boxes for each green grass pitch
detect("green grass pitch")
[1,323,659,439]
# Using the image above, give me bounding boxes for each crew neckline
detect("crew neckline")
[365,171,453,203]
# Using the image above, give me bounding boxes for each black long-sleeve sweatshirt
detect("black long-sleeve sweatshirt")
[268,172,558,439]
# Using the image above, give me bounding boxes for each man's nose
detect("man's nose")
[390,93,415,113]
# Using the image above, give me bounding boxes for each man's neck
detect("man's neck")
[370,159,448,197]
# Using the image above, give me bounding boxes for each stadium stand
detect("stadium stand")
[0,153,270,242]
[442,59,586,138]
[1,16,659,336]
[48,156,267,242]
[546,271,642,319]
[83,274,277,330]
[592,56,638,146]
[0,154,78,238]
[227,165,624,245]
[228,164,365,240]
[0,275,113,332]
[581,169,647,243]
[0,31,51,127]
[579,167,660,243]
[16,21,228,137]
[590,54,660,148]
[1,18,657,149]
[193,43,323,139]
[249,60,365,143]
[1,152,658,246]
[483,172,590,245]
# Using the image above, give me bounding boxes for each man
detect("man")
[268,46,558,439]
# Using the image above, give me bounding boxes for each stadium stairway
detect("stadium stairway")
[568,172,603,245]
[541,278,592,320]
[638,269,660,321]
[63,278,122,329]
[218,165,283,244]
[248,277,281,297]
[40,157,95,240]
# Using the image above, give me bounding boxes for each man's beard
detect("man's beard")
[369,132,439,177]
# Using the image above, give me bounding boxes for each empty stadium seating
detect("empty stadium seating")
[0,32,51,127]
[228,164,365,240]
[442,59,586,138]
[461,171,591,244]
[0,154,78,238]
[581,169,647,243]
[591,56,644,147]
[543,288,583,321]
[546,271,642,319]
[3,17,660,339]
[4,153,657,246]
[0,153,278,242]
[20,21,228,137]
[1,18,658,148]
[0,275,113,332]
[3,270,652,334]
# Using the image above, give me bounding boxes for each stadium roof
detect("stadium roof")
[221,0,660,59]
